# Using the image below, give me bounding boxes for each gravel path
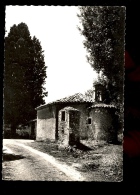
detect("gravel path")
[2,139,84,181]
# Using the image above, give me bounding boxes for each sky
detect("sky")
[5,6,98,104]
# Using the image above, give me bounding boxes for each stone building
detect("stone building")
[36,83,119,145]
[36,93,92,142]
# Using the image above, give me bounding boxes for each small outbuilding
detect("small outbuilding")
[36,93,92,141]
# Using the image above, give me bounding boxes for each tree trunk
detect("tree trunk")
[11,124,17,138]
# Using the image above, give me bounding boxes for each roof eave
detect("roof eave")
[36,101,93,110]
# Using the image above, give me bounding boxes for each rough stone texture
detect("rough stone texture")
[88,107,118,143]
[58,107,80,146]
[56,103,90,140]
[58,108,69,146]
[36,105,56,141]
[69,110,80,144]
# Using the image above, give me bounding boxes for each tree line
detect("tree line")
[4,22,47,137]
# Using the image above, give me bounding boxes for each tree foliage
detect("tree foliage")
[4,23,47,136]
[77,6,125,106]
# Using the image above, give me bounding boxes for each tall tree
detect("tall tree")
[4,23,47,137]
[77,6,125,106]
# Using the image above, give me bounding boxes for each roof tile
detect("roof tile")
[36,93,93,110]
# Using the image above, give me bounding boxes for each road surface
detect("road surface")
[2,139,84,181]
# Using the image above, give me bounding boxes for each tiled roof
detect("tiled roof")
[89,103,116,109]
[36,93,93,110]
[53,93,93,103]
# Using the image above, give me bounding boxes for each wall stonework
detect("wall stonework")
[56,103,90,139]
[58,107,80,146]
[58,109,69,146]
[88,107,118,143]
[69,110,80,144]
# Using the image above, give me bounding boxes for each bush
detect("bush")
[16,130,30,139]
[19,131,30,139]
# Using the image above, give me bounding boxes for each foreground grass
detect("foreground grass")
[25,139,123,182]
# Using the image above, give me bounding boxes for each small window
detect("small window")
[61,111,65,121]
[88,118,91,124]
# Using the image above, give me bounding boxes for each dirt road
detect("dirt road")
[2,139,85,181]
